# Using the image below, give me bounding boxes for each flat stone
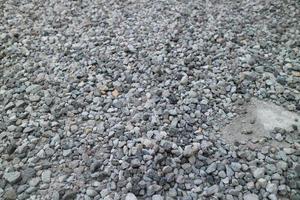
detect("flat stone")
[17,184,29,194]
[15,100,25,107]
[283,148,295,154]
[29,95,40,102]
[5,102,15,110]
[203,185,219,196]
[4,171,21,184]
[23,127,35,133]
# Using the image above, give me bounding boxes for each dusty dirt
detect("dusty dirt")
[221,98,300,147]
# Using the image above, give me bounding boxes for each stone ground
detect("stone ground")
[0,0,300,200]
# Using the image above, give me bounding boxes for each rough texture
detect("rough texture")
[0,0,299,199]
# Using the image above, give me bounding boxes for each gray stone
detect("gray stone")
[294,164,300,176]
[231,162,242,172]
[17,184,29,194]
[23,127,34,133]
[203,185,219,196]
[86,188,97,197]
[176,175,185,184]
[63,149,72,157]
[41,170,51,183]
[29,95,40,102]
[218,170,227,178]
[3,171,21,184]
[15,100,25,107]
[6,143,17,154]
[266,183,278,193]
[5,102,15,110]
[29,177,41,187]
[256,178,267,188]
[4,188,17,200]
[131,159,140,168]
[268,194,277,200]
[283,148,295,155]
[206,162,217,174]
[276,161,288,171]
[226,165,235,177]
[182,143,200,157]
[252,168,265,179]
[147,184,162,196]
[278,185,287,195]
[152,194,164,200]
[243,193,259,200]
[70,125,78,133]
[62,191,77,200]
[52,191,60,200]
[125,193,138,200]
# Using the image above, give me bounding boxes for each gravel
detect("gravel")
[0,0,299,199]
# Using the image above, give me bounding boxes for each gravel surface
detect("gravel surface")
[1,0,300,199]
